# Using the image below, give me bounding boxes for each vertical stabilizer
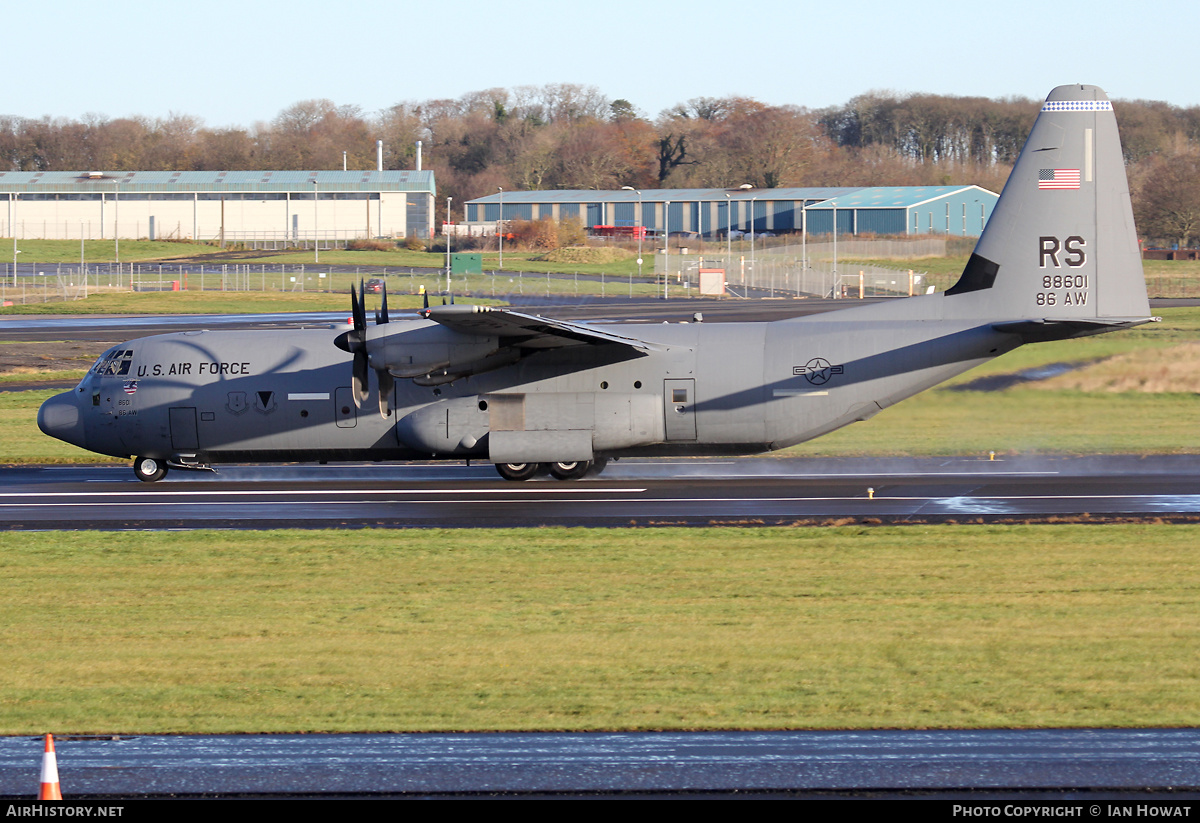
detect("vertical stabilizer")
[947,85,1150,322]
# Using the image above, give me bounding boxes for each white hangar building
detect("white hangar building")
[0,170,436,242]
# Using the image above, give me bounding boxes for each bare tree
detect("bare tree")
[1136,151,1200,248]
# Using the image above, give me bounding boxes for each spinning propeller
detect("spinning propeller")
[334,281,394,418]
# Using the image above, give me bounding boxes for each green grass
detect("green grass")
[190,247,646,277]
[0,270,659,314]
[0,289,430,316]
[843,256,1200,297]
[0,370,86,384]
[2,525,1198,734]
[6,239,227,263]
[786,388,1200,456]
[0,389,103,463]
[2,239,645,277]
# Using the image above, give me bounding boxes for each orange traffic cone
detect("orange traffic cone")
[38,734,61,800]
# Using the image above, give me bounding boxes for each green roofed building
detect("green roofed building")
[803,186,997,236]
[0,170,436,242]
[463,185,997,238]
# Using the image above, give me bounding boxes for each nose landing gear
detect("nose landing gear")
[133,456,168,483]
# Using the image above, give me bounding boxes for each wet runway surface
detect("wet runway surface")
[3,729,1200,797]
[4,454,1200,530]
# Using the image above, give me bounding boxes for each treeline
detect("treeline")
[2,83,1198,246]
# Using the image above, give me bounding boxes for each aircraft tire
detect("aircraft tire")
[133,456,168,483]
[587,456,609,477]
[495,462,542,482]
[548,461,591,481]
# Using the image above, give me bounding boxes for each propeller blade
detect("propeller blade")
[351,283,366,333]
[352,351,369,408]
[377,369,395,418]
[377,284,390,325]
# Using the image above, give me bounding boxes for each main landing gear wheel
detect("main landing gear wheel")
[133,456,168,483]
[548,461,591,481]
[495,462,541,482]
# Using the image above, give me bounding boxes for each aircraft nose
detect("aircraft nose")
[38,391,87,450]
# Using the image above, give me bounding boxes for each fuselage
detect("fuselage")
[38,295,1020,469]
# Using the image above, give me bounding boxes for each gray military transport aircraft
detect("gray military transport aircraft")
[39,84,1155,482]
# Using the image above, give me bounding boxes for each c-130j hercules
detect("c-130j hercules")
[39,85,1155,482]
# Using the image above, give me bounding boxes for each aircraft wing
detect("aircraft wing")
[421,304,668,352]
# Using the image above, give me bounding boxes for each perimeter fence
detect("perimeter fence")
[657,238,937,298]
[0,262,716,305]
[3,242,1195,305]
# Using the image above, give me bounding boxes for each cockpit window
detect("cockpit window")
[91,349,134,376]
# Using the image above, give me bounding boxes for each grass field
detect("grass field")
[846,255,1200,298]
[0,288,433,316]
[0,238,645,276]
[0,239,225,264]
[0,270,671,312]
[2,525,1198,735]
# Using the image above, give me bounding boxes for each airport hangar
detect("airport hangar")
[463,185,998,237]
[0,170,436,243]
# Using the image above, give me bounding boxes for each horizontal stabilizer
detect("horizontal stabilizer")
[993,316,1158,342]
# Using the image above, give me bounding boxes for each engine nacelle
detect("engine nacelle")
[368,323,502,380]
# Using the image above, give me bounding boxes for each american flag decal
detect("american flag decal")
[123,381,138,395]
[1038,169,1081,189]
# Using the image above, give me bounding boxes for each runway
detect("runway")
[4,729,1200,798]
[4,454,1200,530]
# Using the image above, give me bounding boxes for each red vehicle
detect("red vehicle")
[590,225,648,239]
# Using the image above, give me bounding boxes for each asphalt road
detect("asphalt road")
[4,454,1200,530]
[4,728,1200,799]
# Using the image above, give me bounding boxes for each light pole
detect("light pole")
[445,196,453,295]
[114,181,120,266]
[724,193,731,276]
[751,195,760,296]
[662,200,670,300]
[11,192,17,286]
[10,193,19,289]
[801,202,808,295]
[312,180,319,264]
[833,204,838,298]
[621,186,642,278]
[497,187,503,269]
